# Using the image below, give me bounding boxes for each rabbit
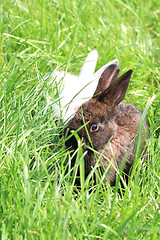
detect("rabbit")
[65,64,149,186]
[50,50,118,122]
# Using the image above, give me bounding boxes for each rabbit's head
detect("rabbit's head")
[65,64,133,151]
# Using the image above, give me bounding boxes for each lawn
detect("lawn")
[0,0,160,239]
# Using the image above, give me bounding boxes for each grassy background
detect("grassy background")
[0,0,160,239]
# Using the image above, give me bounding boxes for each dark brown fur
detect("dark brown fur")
[65,64,149,186]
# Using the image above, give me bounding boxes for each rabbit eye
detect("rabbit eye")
[90,124,99,132]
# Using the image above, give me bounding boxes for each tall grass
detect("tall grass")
[0,0,160,239]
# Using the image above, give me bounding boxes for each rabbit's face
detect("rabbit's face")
[65,64,133,154]
[66,98,117,151]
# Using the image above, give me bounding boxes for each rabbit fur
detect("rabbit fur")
[65,64,149,186]
[51,50,118,122]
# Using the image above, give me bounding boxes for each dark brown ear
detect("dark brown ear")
[97,69,133,106]
[93,64,120,97]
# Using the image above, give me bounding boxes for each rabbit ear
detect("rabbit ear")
[97,69,133,106]
[79,49,98,81]
[93,59,119,81]
[93,64,120,97]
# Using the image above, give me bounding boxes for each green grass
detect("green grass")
[0,0,160,239]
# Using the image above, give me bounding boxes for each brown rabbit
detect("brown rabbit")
[65,64,149,186]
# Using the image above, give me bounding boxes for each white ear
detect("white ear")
[58,50,99,122]
[62,49,98,94]
[79,49,98,82]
